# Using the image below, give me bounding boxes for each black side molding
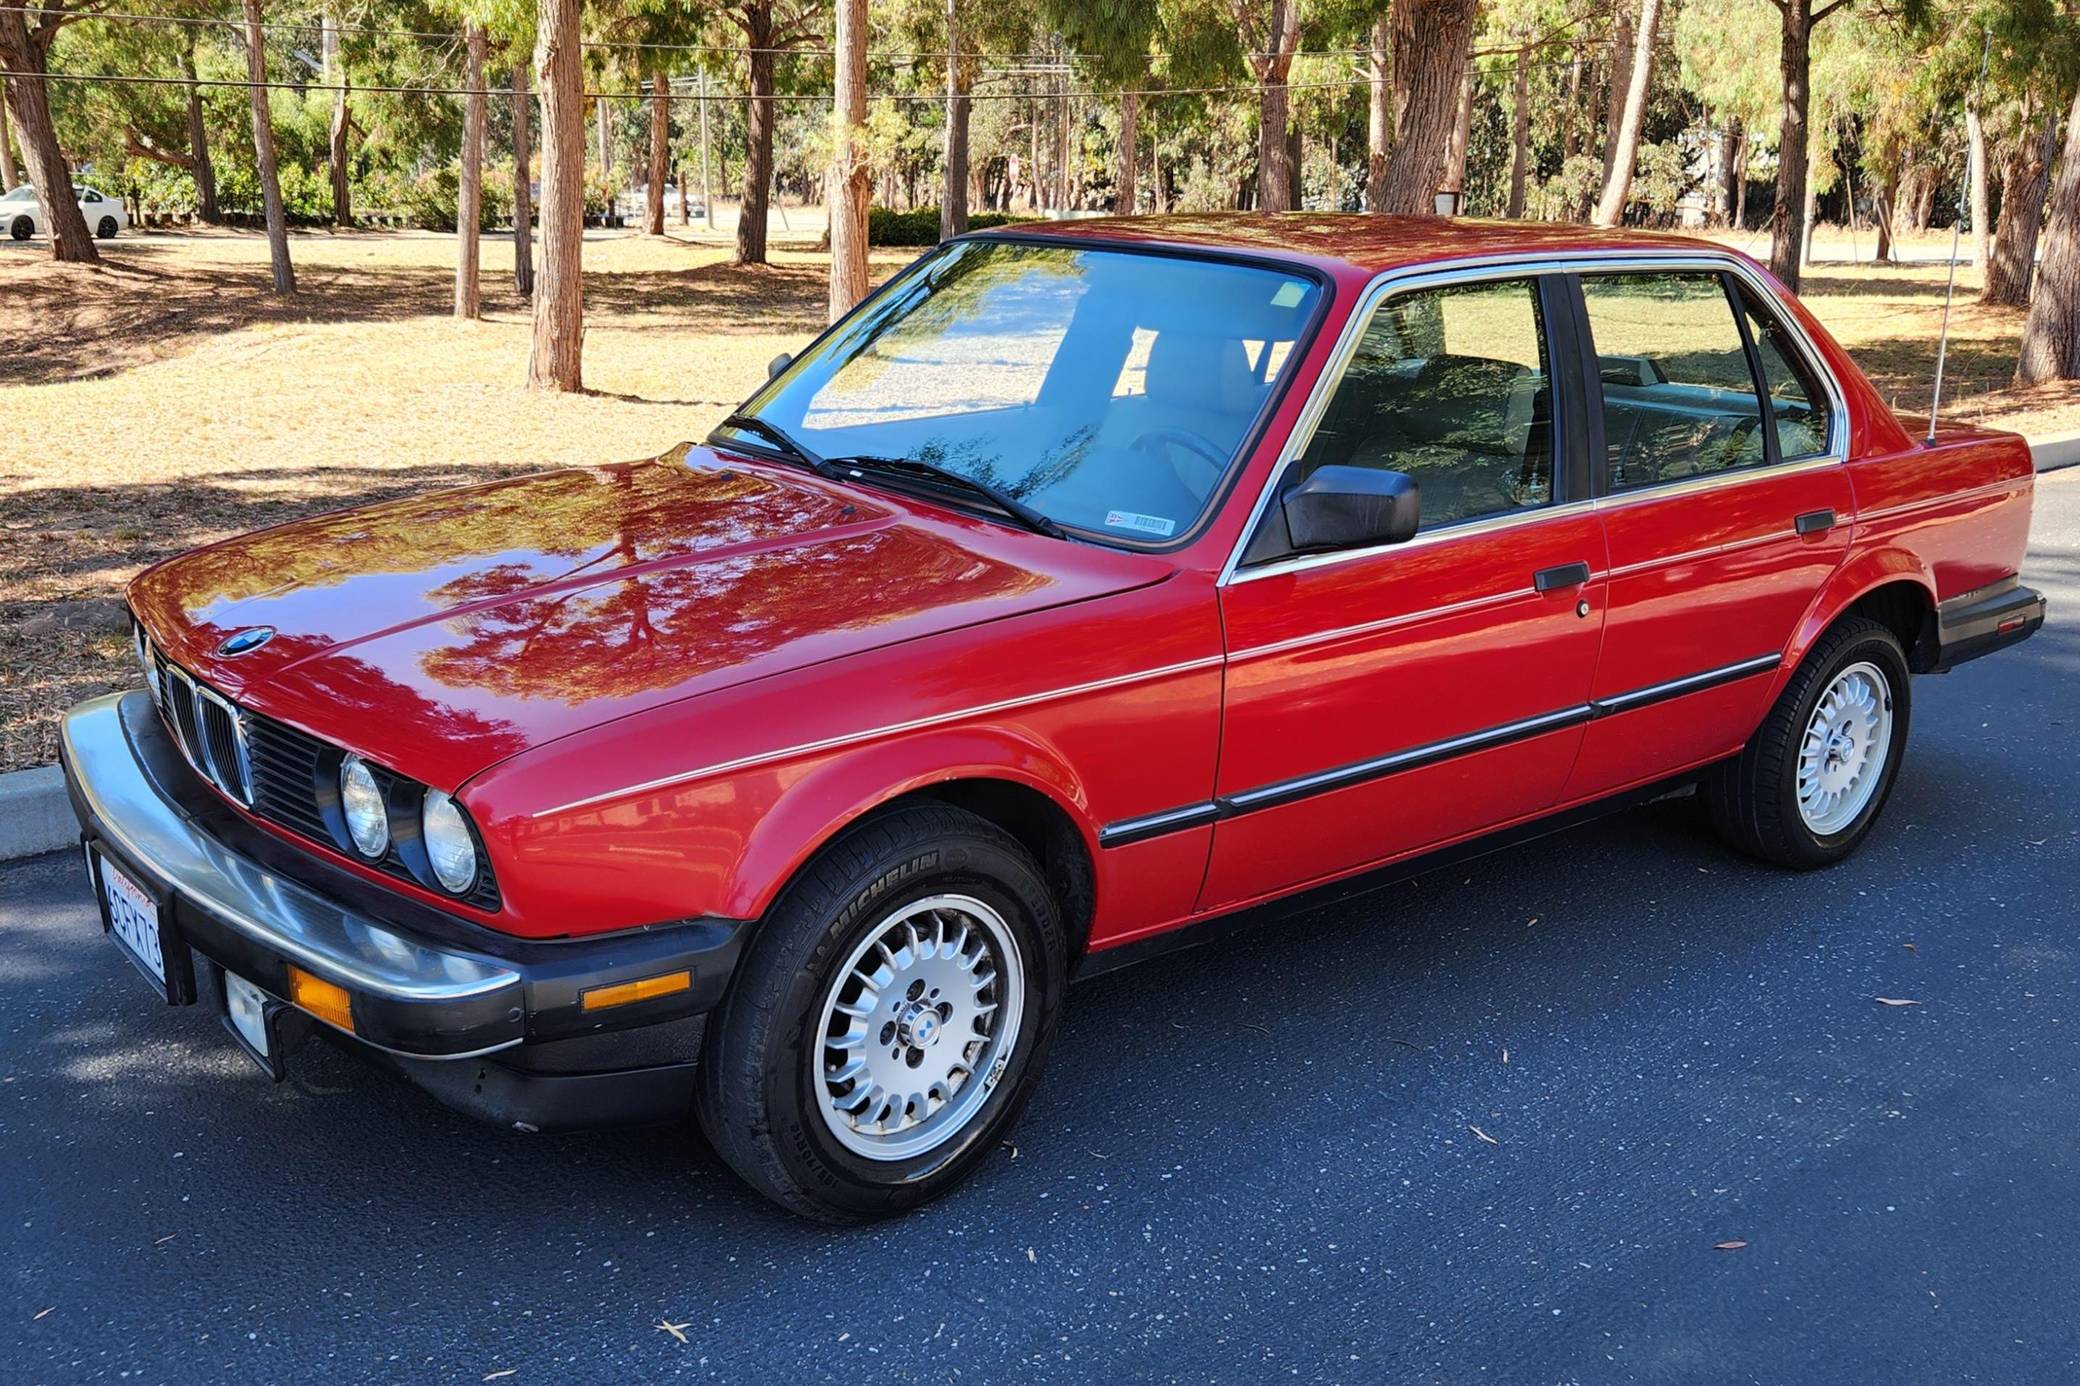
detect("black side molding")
[1932,578,2046,672]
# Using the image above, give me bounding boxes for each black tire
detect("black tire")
[96,216,117,239]
[1704,617,1911,869]
[8,216,29,242]
[696,804,1067,1222]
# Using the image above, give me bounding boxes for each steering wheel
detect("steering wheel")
[1131,426,1231,492]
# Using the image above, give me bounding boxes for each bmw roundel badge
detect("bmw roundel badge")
[215,626,276,657]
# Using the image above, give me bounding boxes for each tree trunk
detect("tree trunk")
[323,14,349,226]
[2017,79,2080,383]
[1438,67,1473,211]
[513,59,534,297]
[1251,0,1301,213]
[0,12,98,262]
[529,0,584,391]
[1734,135,1749,230]
[1115,88,1138,215]
[179,36,218,223]
[1769,0,1816,290]
[1601,0,1634,188]
[1986,108,2056,307]
[1366,16,1391,214]
[455,23,485,319]
[1592,0,1661,228]
[0,78,15,192]
[1506,46,1530,218]
[646,72,668,235]
[1967,102,1989,272]
[1718,120,1740,225]
[699,69,715,231]
[828,0,870,321]
[1872,159,1898,264]
[1380,0,1480,215]
[736,13,776,265]
[239,0,294,293]
[1562,42,1582,165]
[595,96,610,175]
[942,0,970,237]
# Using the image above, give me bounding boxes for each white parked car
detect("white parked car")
[2,182,127,240]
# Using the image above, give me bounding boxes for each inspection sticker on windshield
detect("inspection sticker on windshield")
[1104,510,1175,537]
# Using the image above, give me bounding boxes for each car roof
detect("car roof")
[975,212,1736,281]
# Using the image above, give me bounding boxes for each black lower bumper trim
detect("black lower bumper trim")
[1934,580,2046,672]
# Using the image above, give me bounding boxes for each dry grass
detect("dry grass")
[0,221,2072,772]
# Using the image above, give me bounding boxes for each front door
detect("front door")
[1561,266,1853,801]
[1201,271,1609,914]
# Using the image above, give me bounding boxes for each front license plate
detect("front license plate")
[95,850,172,995]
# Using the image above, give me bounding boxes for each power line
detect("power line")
[1,62,1623,106]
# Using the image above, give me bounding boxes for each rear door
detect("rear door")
[1560,265,1852,801]
[1201,270,1608,913]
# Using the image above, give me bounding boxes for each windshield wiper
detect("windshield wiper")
[715,413,836,477]
[825,454,1067,540]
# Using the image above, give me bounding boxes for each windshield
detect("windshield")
[720,239,1322,544]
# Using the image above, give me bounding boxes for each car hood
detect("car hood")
[128,445,1177,788]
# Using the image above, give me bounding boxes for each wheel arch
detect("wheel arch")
[1781,549,1938,688]
[725,736,1100,963]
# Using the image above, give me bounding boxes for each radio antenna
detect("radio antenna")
[1928,31,1993,444]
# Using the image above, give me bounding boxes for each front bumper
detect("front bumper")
[58,691,749,1127]
[1932,579,2047,672]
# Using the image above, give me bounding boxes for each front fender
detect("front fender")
[717,726,1095,921]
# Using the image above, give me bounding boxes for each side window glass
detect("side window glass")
[1581,272,1765,490]
[1739,288,1834,459]
[1288,277,1554,533]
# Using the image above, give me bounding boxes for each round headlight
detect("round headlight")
[420,789,478,894]
[338,755,390,858]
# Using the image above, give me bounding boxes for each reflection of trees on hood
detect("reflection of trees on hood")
[417,522,1051,705]
[156,447,842,619]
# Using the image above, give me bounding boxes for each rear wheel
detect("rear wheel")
[96,216,118,239]
[8,216,29,241]
[1704,617,1910,869]
[696,804,1065,1222]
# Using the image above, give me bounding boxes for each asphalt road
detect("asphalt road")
[6,474,2079,1385]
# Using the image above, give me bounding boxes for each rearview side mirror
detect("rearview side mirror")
[1282,465,1420,553]
[767,352,794,380]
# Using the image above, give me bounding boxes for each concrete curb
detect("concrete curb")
[2031,431,2080,474]
[0,764,72,863]
[3,427,2078,865]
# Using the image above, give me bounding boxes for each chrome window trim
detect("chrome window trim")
[1217,249,1851,588]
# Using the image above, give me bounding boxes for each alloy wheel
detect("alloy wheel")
[1796,660,1893,835]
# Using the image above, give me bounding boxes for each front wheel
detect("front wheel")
[96,216,118,239]
[696,804,1066,1222]
[7,216,29,241]
[1704,617,1911,869]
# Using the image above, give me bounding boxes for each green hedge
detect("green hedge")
[868,206,1033,246]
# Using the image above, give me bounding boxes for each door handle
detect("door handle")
[1794,508,1837,536]
[1533,561,1592,593]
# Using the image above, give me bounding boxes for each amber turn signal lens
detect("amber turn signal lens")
[287,965,355,1033]
[580,970,691,1012]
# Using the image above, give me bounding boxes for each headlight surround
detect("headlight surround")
[338,754,390,859]
[420,789,478,894]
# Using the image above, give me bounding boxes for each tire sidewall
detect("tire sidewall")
[1778,627,1911,862]
[744,827,1063,1218]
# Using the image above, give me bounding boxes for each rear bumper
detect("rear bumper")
[1933,579,2047,672]
[58,691,748,1127]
